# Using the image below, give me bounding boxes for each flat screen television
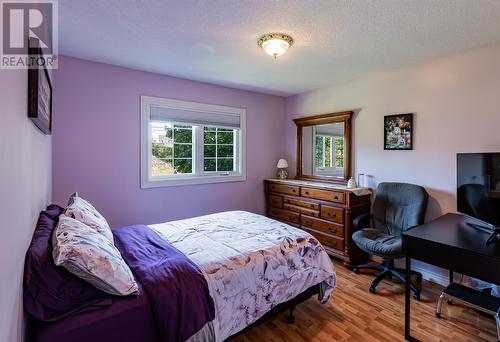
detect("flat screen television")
[457,152,500,227]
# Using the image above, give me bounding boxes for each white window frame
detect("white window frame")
[141,96,246,188]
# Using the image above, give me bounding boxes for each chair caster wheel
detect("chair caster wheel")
[447,299,453,305]
[353,267,359,274]
[435,312,441,318]
[369,287,376,294]
[286,315,295,324]
[416,274,423,282]
[413,293,420,300]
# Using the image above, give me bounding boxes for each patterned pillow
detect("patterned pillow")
[64,193,114,242]
[24,205,111,321]
[53,215,139,296]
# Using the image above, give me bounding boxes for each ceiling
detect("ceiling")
[59,0,500,97]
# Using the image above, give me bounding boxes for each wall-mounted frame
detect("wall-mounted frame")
[28,38,52,135]
[384,113,413,150]
[293,111,353,185]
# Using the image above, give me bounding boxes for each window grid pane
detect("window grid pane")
[203,127,235,173]
[151,122,194,176]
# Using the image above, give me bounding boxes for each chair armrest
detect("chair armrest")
[353,213,372,230]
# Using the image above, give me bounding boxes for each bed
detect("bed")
[29,209,336,342]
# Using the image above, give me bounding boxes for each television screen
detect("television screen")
[457,153,500,226]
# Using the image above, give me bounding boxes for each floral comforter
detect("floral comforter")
[149,211,336,341]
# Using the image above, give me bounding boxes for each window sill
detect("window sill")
[141,174,246,188]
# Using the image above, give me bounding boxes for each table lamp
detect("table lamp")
[276,159,289,179]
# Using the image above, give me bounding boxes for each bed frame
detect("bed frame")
[228,283,320,339]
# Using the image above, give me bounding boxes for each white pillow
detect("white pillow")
[53,215,139,296]
[64,193,114,242]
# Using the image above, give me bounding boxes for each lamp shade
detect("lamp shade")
[276,159,288,168]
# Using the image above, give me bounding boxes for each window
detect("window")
[141,96,246,187]
[315,135,344,169]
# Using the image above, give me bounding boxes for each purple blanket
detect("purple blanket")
[113,225,215,342]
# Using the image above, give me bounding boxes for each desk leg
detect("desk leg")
[448,270,454,305]
[405,257,411,340]
[405,257,419,341]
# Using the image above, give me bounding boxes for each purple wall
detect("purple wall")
[53,56,286,227]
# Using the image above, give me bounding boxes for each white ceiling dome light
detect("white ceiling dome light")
[257,33,294,59]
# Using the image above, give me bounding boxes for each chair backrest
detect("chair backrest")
[372,182,429,236]
[457,184,498,225]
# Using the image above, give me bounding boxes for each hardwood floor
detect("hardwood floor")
[230,260,498,341]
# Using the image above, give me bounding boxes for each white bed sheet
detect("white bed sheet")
[150,211,336,341]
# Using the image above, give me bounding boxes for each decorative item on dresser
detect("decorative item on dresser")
[265,179,371,269]
[276,159,289,179]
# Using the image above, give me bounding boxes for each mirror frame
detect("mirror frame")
[293,111,353,185]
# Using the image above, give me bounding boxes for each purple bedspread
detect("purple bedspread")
[113,225,215,342]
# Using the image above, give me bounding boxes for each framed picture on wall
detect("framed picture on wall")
[28,38,53,135]
[384,113,413,150]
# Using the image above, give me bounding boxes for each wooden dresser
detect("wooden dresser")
[264,179,371,269]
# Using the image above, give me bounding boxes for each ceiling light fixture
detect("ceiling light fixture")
[257,33,294,59]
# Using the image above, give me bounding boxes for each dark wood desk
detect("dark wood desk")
[402,213,500,341]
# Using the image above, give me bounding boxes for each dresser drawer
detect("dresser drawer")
[283,197,319,210]
[303,228,344,251]
[300,215,343,238]
[320,205,344,224]
[268,194,283,208]
[301,187,345,204]
[283,204,319,218]
[268,207,299,224]
[268,183,299,196]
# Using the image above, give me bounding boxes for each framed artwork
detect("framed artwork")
[384,113,413,150]
[28,39,52,135]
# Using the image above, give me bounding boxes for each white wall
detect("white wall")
[0,69,52,341]
[285,42,500,283]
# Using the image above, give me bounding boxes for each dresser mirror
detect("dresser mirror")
[294,111,352,184]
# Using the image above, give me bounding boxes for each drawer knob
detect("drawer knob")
[272,200,277,204]
[289,216,296,221]
[305,191,310,195]
[334,196,338,199]
[305,221,312,227]
[292,189,296,193]
[328,213,336,218]
[310,204,314,208]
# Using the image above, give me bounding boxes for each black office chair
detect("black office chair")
[457,184,499,226]
[352,182,428,300]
